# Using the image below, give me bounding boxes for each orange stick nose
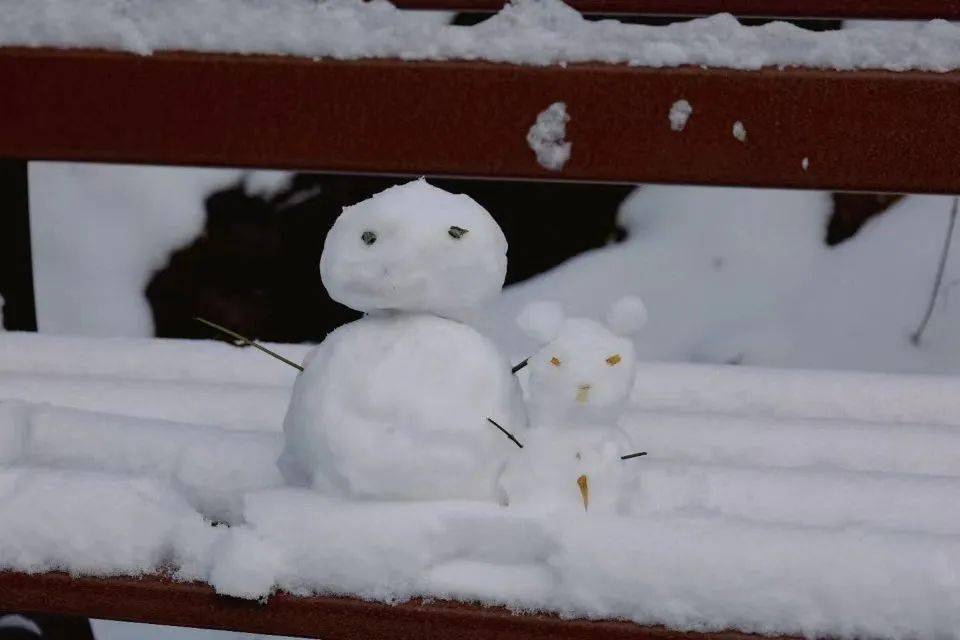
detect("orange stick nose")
[577,474,589,511]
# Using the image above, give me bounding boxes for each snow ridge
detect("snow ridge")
[6,0,960,71]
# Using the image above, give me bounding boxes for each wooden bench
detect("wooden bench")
[0,2,958,637]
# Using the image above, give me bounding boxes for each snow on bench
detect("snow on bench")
[3,331,960,638]
[7,0,960,72]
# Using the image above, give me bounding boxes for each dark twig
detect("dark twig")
[620,451,648,460]
[194,317,304,372]
[911,197,959,346]
[486,417,524,448]
[511,358,529,374]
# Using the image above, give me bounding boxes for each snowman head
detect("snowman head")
[320,179,508,319]
[517,296,646,427]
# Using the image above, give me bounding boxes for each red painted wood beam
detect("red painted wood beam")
[394,0,960,20]
[2,48,959,193]
[0,571,793,640]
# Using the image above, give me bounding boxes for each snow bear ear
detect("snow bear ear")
[517,300,566,345]
[607,295,647,336]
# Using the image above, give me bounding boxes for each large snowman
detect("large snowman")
[280,179,527,502]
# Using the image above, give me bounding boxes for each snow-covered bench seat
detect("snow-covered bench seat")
[5,2,960,635]
[4,332,960,638]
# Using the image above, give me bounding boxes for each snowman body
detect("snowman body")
[282,312,525,500]
[500,298,646,514]
[280,179,527,501]
[500,425,632,514]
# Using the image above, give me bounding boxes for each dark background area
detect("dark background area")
[0,163,902,341]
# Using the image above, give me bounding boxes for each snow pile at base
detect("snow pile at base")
[527,102,571,171]
[7,0,960,71]
[480,186,960,376]
[209,490,960,639]
[0,466,218,578]
[5,332,960,638]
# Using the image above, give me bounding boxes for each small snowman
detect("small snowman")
[499,297,647,514]
[279,179,527,502]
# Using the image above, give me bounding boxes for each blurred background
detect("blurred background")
[6,161,958,377]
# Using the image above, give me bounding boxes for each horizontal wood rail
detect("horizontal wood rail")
[394,0,960,20]
[2,48,960,193]
[0,571,790,640]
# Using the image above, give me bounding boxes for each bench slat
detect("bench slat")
[0,571,791,640]
[2,48,959,193]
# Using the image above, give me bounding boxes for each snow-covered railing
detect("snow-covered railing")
[3,2,960,638]
[393,0,960,19]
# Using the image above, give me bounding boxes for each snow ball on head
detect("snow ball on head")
[607,295,647,336]
[516,299,565,344]
[320,179,508,318]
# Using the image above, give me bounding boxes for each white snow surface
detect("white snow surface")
[527,102,571,171]
[6,0,960,72]
[4,332,960,638]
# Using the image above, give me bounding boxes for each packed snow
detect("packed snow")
[732,120,747,142]
[669,99,693,132]
[527,102,571,171]
[7,0,960,72]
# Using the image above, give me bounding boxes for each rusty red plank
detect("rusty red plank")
[394,0,960,20]
[2,48,960,193]
[0,571,793,640]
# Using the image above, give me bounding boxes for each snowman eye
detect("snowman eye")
[448,226,469,239]
[550,356,562,367]
[606,354,621,366]
[361,230,377,246]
